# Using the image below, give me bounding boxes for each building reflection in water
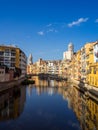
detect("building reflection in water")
[29,76,68,96]
[30,76,98,130]
[66,86,98,130]
[0,85,26,121]
[0,76,98,130]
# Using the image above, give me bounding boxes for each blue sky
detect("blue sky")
[0,0,98,62]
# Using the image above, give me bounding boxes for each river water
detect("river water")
[0,76,98,130]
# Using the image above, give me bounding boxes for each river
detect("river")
[0,76,98,130]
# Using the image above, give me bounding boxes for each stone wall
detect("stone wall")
[0,77,25,92]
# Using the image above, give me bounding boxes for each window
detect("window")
[0,51,4,55]
[5,52,10,56]
[11,53,15,56]
[11,63,15,67]
[11,49,16,53]
[94,67,96,74]
[4,62,10,67]
[11,58,15,62]
[95,77,97,85]
[0,57,4,61]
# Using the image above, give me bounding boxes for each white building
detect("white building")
[28,53,33,65]
[63,42,74,60]
[19,50,27,77]
[94,41,98,63]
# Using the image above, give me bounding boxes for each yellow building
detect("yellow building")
[86,43,94,83]
[86,98,98,130]
[85,43,94,83]
[79,42,95,83]
[0,45,27,77]
[70,53,77,79]
[88,41,98,87]
[84,43,92,82]
[75,50,81,80]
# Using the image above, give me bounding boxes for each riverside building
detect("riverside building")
[63,42,74,61]
[0,44,27,78]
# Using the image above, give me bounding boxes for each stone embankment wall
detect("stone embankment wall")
[0,77,25,92]
[71,79,98,101]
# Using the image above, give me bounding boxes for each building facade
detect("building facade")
[63,42,74,60]
[88,41,98,87]
[0,45,27,78]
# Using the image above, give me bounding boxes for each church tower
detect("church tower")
[68,42,74,52]
[63,42,74,60]
[28,53,33,65]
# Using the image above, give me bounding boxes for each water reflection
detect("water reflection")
[32,76,67,87]
[0,76,98,130]
[67,86,98,130]
[31,76,98,130]
[0,85,26,121]
[28,76,68,97]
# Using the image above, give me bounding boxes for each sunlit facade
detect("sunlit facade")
[63,42,74,60]
[0,45,27,77]
[88,41,98,87]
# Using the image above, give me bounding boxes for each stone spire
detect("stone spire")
[68,42,74,52]
[28,53,33,65]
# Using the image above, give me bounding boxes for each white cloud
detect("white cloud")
[68,18,89,27]
[46,24,52,27]
[95,19,98,23]
[47,28,58,33]
[47,29,54,33]
[37,23,58,35]
[37,31,44,36]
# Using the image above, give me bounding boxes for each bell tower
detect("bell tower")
[28,53,33,65]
